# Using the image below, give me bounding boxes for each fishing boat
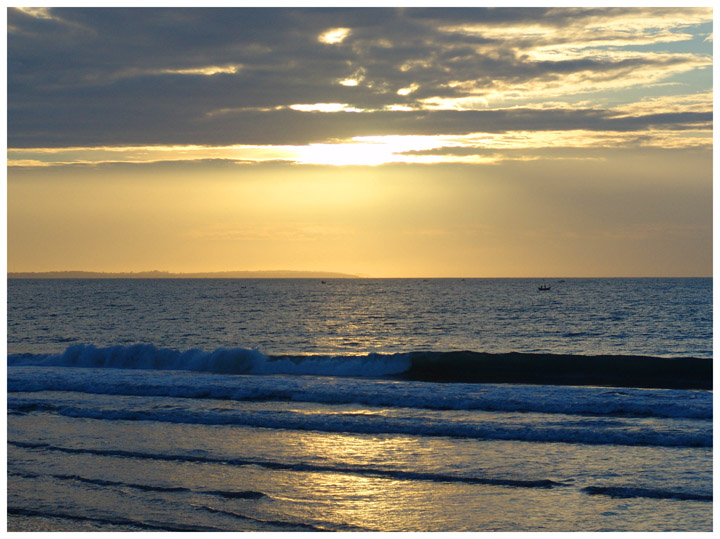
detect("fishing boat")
[538,284,551,291]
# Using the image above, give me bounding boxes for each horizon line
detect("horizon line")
[6,270,711,279]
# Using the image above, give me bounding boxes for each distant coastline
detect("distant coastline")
[8,270,361,279]
[7,273,710,279]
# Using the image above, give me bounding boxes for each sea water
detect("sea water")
[6,278,713,531]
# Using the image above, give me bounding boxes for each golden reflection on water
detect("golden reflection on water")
[280,433,443,531]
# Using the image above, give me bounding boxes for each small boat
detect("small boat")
[538,284,551,291]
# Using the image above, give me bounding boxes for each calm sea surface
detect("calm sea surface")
[6,278,713,531]
[7,277,712,357]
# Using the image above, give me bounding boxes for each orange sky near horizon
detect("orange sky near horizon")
[8,148,711,278]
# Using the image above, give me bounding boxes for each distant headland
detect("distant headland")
[8,270,361,279]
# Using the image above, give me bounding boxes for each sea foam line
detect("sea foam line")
[8,366,711,419]
[9,400,710,448]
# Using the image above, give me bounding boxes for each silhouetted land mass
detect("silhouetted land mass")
[8,270,360,279]
[399,351,712,390]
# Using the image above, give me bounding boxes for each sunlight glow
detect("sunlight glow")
[319,28,351,44]
[293,135,450,166]
[397,84,419,96]
[8,124,711,169]
[15,7,54,19]
[161,64,241,76]
[290,103,362,113]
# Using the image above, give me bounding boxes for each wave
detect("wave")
[8,400,711,448]
[8,440,562,489]
[9,470,712,507]
[9,470,266,500]
[7,366,711,419]
[191,504,332,532]
[7,344,410,378]
[7,343,712,389]
[6,507,223,532]
[582,485,712,502]
[7,503,325,532]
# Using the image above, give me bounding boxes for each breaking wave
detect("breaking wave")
[7,344,411,378]
[7,343,712,390]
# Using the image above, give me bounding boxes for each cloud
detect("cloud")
[7,7,712,150]
[8,104,711,150]
[318,27,351,44]
[614,92,712,115]
[14,7,55,20]
[8,108,711,168]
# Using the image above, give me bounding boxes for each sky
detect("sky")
[5,6,714,277]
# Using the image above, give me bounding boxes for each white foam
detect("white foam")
[7,359,711,420]
[7,344,411,378]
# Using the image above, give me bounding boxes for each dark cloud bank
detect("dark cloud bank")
[7,7,711,148]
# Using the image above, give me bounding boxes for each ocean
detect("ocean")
[6,277,713,531]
